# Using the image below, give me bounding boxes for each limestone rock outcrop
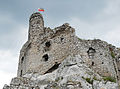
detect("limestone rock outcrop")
[3,12,120,89]
[3,55,119,89]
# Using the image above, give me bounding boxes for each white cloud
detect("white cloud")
[0,13,13,23]
[0,19,28,51]
[103,0,120,15]
[68,17,102,39]
[66,0,120,47]
[103,27,120,47]
[0,14,28,88]
[0,24,28,88]
[0,71,16,89]
[0,50,18,73]
[0,50,17,89]
[68,16,120,47]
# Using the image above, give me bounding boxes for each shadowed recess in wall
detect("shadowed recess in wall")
[44,63,60,74]
[43,54,49,61]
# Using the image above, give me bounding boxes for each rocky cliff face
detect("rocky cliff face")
[3,55,119,89]
[3,12,120,89]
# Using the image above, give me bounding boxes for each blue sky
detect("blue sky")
[0,0,120,88]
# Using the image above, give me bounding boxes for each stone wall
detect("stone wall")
[17,12,120,84]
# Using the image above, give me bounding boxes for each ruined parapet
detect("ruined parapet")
[29,12,44,30]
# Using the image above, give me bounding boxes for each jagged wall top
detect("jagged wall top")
[29,12,44,29]
[29,12,43,22]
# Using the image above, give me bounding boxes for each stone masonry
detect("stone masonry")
[17,12,120,84]
[17,12,76,76]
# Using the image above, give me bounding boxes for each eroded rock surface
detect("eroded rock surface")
[3,55,119,89]
[3,12,120,89]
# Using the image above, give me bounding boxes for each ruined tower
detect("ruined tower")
[17,12,75,77]
[17,12,45,77]
[29,12,44,41]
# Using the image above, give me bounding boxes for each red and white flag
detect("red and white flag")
[38,8,44,12]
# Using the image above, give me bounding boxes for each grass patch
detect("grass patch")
[110,51,115,58]
[93,76,97,80]
[103,76,116,83]
[55,77,63,82]
[78,38,82,41]
[82,77,93,84]
[86,78,93,84]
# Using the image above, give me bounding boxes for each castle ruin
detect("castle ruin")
[17,12,76,76]
[17,12,120,84]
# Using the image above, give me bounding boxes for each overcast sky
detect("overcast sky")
[0,0,120,88]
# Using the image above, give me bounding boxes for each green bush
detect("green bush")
[85,78,93,84]
[111,51,115,58]
[55,77,63,82]
[93,76,97,80]
[103,76,116,83]
[78,38,82,41]
[55,77,60,82]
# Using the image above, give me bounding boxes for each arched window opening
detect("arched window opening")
[45,41,51,48]
[92,62,94,66]
[43,54,49,61]
[61,37,64,42]
[87,47,96,59]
